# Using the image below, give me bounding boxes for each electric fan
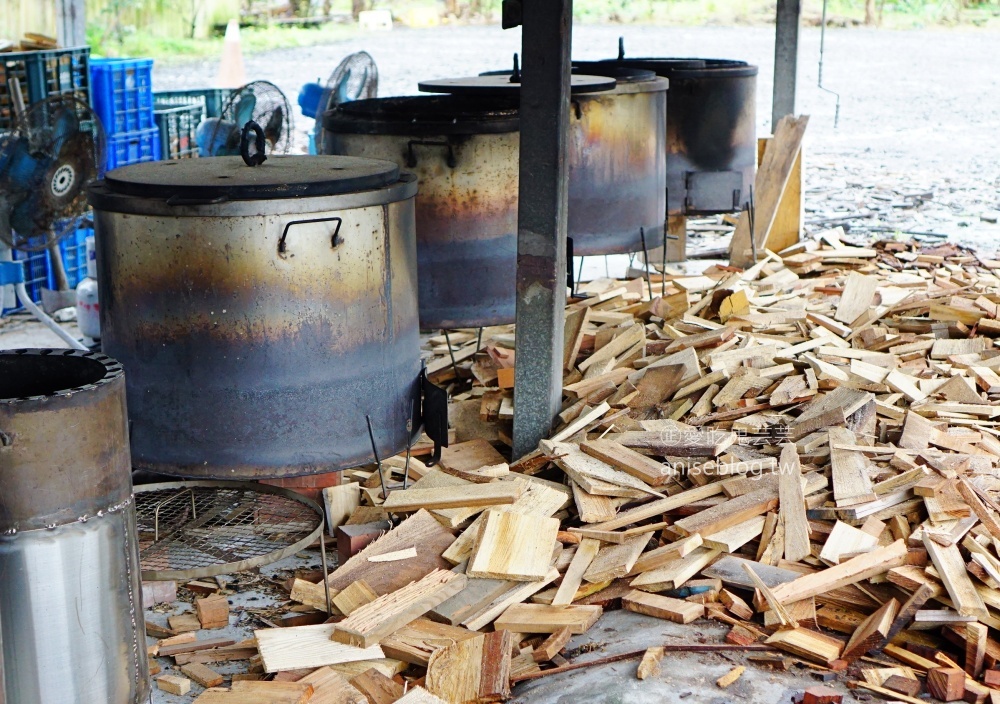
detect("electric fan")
[298,51,379,150]
[197,80,293,157]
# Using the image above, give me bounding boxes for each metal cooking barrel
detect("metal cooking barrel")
[566,63,668,255]
[87,154,423,480]
[0,349,149,704]
[324,95,520,329]
[603,53,758,215]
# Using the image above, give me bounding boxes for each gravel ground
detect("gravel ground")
[154,22,1000,251]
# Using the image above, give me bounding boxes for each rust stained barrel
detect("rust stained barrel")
[566,63,668,255]
[87,155,422,480]
[602,54,758,215]
[324,96,520,329]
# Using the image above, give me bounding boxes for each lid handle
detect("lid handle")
[240,121,268,167]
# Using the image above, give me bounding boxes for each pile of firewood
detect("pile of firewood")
[148,228,1000,704]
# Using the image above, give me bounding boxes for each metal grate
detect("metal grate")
[134,480,324,581]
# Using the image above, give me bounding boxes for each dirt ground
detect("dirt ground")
[155,23,1000,252]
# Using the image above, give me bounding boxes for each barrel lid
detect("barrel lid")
[570,62,658,83]
[102,155,402,201]
[605,57,758,79]
[324,95,519,136]
[418,73,615,96]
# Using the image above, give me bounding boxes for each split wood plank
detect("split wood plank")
[298,666,368,704]
[425,630,513,704]
[622,589,704,624]
[729,115,810,267]
[777,443,810,562]
[381,482,523,512]
[396,688,449,704]
[493,603,603,634]
[461,568,560,632]
[332,570,468,648]
[580,438,673,486]
[614,429,736,457]
[765,627,843,666]
[331,580,378,616]
[637,647,664,680]
[584,482,724,532]
[254,624,385,674]
[829,427,877,507]
[533,627,573,663]
[326,510,456,596]
[379,618,479,666]
[766,540,907,606]
[583,535,649,583]
[840,598,899,663]
[835,272,879,324]
[673,487,779,538]
[467,510,560,581]
[325,483,362,534]
[552,538,601,606]
[922,536,989,620]
[350,669,404,704]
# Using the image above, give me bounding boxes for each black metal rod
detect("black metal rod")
[365,414,387,501]
[639,227,653,300]
[403,399,415,490]
[443,329,459,380]
[318,530,332,615]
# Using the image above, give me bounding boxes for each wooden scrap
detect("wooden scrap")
[493,604,602,634]
[778,443,810,562]
[180,663,224,689]
[332,580,378,616]
[332,570,468,648]
[467,510,560,581]
[716,665,745,689]
[254,624,385,673]
[350,668,404,704]
[622,589,704,624]
[533,627,573,663]
[636,647,664,680]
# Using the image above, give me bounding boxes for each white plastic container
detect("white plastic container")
[75,235,100,340]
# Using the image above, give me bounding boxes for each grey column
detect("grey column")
[56,0,87,48]
[512,0,573,458]
[772,0,801,127]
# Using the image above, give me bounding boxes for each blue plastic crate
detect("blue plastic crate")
[90,57,155,136]
[153,87,232,119]
[47,227,91,291]
[107,127,161,170]
[1,248,48,315]
[0,47,91,132]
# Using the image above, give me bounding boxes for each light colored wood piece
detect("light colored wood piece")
[493,603,603,634]
[716,665,746,689]
[381,482,523,512]
[836,272,879,324]
[254,624,385,674]
[636,646,664,680]
[552,538,601,606]
[532,626,573,663]
[368,547,418,563]
[157,675,191,696]
[767,540,907,606]
[180,663,224,689]
[777,443,810,562]
[622,589,704,624]
[583,535,649,583]
[331,580,378,616]
[581,438,673,486]
[923,536,989,620]
[332,569,468,648]
[467,510,560,581]
[325,483,362,533]
[829,427,876,507]
[819,521,878,565]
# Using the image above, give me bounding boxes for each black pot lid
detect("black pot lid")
[570,62,658,83]
[418,73,616,96]
[102,155,401,200]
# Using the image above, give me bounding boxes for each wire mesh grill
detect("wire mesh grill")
[134,481,324,580]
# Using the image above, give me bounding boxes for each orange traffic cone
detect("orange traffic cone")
[217,19,246,88]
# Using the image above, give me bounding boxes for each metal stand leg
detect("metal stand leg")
[319,530,333,615]
[443,329,459,379]
[639,227,653,299]
[365,415,388,502]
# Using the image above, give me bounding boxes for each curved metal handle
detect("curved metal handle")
[240,120,267,167]
[570,100,582,120]
[278,216,343,259]
[0,429,12,447]
[405,140,456,168]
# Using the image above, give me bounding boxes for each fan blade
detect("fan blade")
[48,105,81,155]
[264,106,284,148]
[235,92,257,126]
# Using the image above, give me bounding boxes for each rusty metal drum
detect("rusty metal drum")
[87,155,422,480]
[0,349,149,704]
[566,64,668,255]
[602,54,758,215]
[324,96,520,329]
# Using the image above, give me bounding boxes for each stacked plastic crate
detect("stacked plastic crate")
[90,58,161,170]
[153,88,232,159]
[1,47,93,314]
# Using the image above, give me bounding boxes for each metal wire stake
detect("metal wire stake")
[575,256,584,296]
[319,529,333,616]
[747,185,758,264]
[365,414,388,501]
[639,227,653,299]
[661,218,668,295]
[476,326,483,351]
[403,399,416,490]
[442,329,459,380]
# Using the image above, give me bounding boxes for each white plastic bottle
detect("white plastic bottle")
[75,235,100,341]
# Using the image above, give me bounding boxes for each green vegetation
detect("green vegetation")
[84,0,1000,62]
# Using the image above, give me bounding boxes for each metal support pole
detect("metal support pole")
[56,0,87,47]
[772,0,801,127]
[512,0,572,459]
